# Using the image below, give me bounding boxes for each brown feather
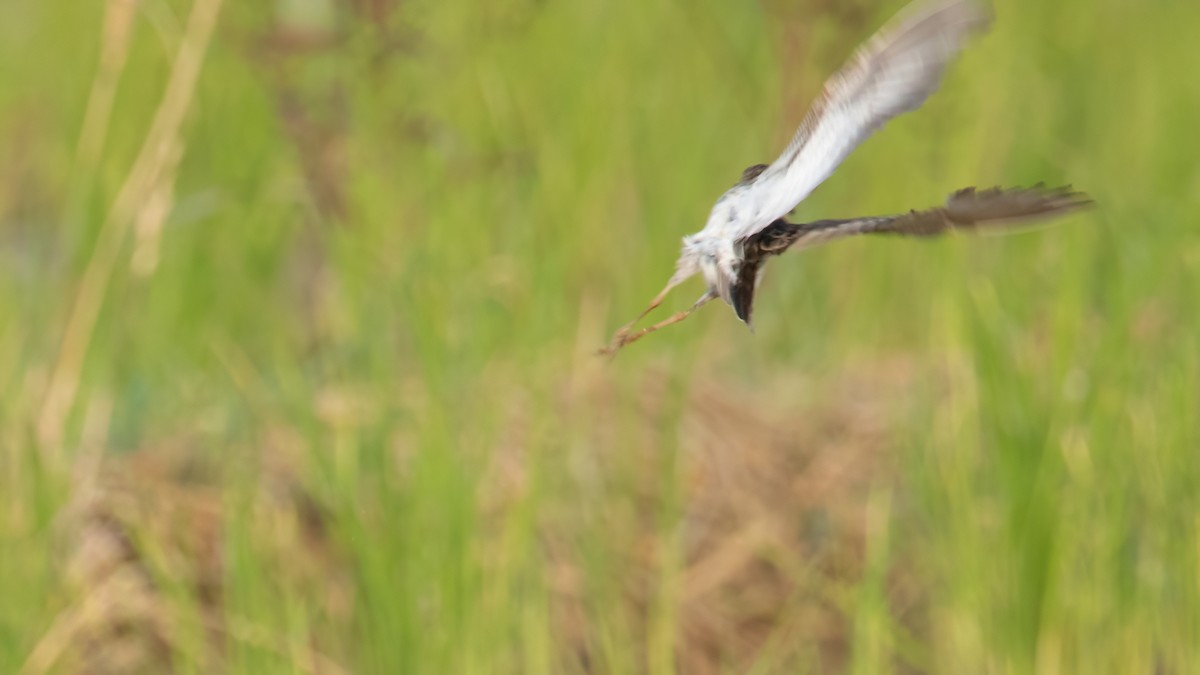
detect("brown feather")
[743,184,1092,256]
[725,185,1092,326]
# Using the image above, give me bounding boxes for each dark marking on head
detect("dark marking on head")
[729,218,807,326]
[729,258,762,326]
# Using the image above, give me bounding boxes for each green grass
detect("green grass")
[2,0,1198,672]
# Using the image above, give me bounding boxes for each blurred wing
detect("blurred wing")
[754,185,1092,253]
[733,0,991,239]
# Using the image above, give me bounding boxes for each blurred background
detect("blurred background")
[1,0,1197,672]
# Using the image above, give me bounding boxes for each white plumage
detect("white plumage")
[686,0,991,296]
[603,0,1088,355]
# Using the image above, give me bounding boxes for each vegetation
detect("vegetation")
[1,0,1196,672]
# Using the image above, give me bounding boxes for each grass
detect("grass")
[2,0,1198,672]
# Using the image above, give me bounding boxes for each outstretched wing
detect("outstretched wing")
[751,185,1093,254]
[730,0,991,240]
[726,184,1091,326]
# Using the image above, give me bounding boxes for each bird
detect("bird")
[601,0,1091,355]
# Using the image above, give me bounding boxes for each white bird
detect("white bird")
[603,0,1090,355]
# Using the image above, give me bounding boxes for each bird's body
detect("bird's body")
[602,0,1091,354]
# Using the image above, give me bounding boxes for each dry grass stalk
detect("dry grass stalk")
[38,0,225,456]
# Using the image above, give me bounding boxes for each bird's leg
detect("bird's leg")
[600,285,671,357]
[610,285,672,340]
[601,292,715,355]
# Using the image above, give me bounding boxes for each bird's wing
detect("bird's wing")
[753,185,1092,254]
[732,0,991,240]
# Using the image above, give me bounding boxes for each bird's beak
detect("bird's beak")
[727,260,760,331]
[730,282,755,330]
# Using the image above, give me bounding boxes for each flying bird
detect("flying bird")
[602,0,1090,355]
